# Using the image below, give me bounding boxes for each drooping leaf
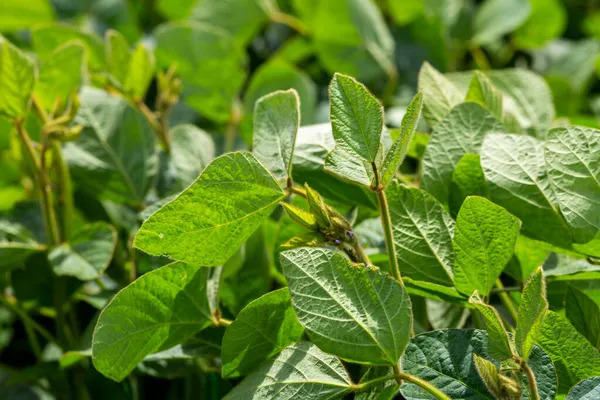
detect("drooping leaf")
[453,196,521,297]
[136,152,284,266]
[0,36,35,119]
[516,267,548,361]
[380,92,423,187]
[221,288,304,378]
[64,87,158,205]
[154,21,246,123]
[329,73,383,162]
[421,102,504,204]
[0,220,44,271]
[92,262,214,381]
[253,89,300,184]
[387,184,454,285]
[281,247,412,365]
[513,0,566,49]
[223,342,352,400]
[34,41,85,112]
[544,126,600,244]
[0,0,54,31]
[48,222,117,281]
[469,292,513,361]
[449,153,489,218]
[465,71,503,119]
[417,62,462,127]
[565,376,600,400]
[472,0,531,46]
[538,311,600,393]
[481,133,572,248]
[565,286,600,349]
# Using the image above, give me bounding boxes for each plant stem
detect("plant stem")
[495,279,519,323]
[218,317,232,327]
[0,296,41,359]
[268,11,310,35]
[353,238,372,266]
[371,162,402,281]
[287,186,307,199]
[522,361,540,400]
[396,371,451,400]
[51,141,73,241]
[351,374,396,392]
[224,103,242,153]
[138,102,171,152]
[490,286,521,294]
[471,47,491,70]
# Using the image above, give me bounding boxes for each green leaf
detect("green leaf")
[544,126,600,244]
[403,278,469,305]
[538,311,600,393]
[92,262,214,381]
[221,288,304,378]
[380,92,423,187]
[481,133,572,248]
[417,62,462,127]
[324,145,378,187]
[387,184,454,285]
[0,36,35,119]
[516,267,548,360]
[123,44,155,102]
[105,29,130,85]
[135,152,285,266]
[154,22,246,123]
[0,220,43,271]
[426,299,469,330]
[472,0,531,46]
[566,376,600,400]
[329,73,383,162]
[386,0,423,25]
[465,71,503,119]
[34,41,85,112]
[0,0,54,31]
[565,286,600,349]
[281,247,412,365]
[223,342,352,400]
[253,89,300,184]
[473,354,511,399]
[400,329,495,399]
[32,25,105,71]
[453,197,521,296]
[469,292,513,361]
[449,154,489,218]
[48,222,117,281]
[513,0,566,49]
[64,87,157,205]
[356,366,398,400]
[422,102,504,204]
[524,345,558,400]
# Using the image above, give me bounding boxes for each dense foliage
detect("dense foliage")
[1,0,600,399]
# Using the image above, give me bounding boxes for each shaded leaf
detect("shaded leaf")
[472,0,531,46]
[566,376,600,400]
[417,62,462,127]
[565,286,600,349]
[0,220,43,271]
[469,292,513,361]
[449,153,489,218]
[465,71,503,119]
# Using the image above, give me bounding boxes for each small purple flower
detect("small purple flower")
[334,239,341,245]
[347,231,355,238]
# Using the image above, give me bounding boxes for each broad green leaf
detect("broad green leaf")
[243,59,316,130]
[156,0,197,19]
[356,367,398,400]
[0,220,43,271]
[92,262,214,381]
[154,22,246,123]
[544,126,600,244]
[0,0,54,31]
[123,44,154,102]
[380,92,423,187]
[0,36,35,119]
[465,71,503,119]
[156,124,215,196]
[473,355,508,400]
[105,29,130,84]
[515,267,548,360]
[48,222,117,281]
[329,73,383,162]
[34,41,85,112]
[403,277,468,306]
[386,0,423,25]
[135,152,285,266]
[387,183,454,285]
[224,342,352,400]
[524,345,558,400]
[191,0,267,46]
[566,377,600,400]
[253,89,300,184]
[281,247,412,365]
[545,40,600,94]
[324,145,379,187]
[32,25,105,71]
[64,87,158,205]
[400,329,495,399]
[544,253,600,278]
[449,154,489,218]
[422,102,504,204]
[469,292,513,361]
[481,133,572,248]
[221,288,304,378]
[472,0,531,46]
[538,311,600,393]
[566,286,600,349]
[426,299,469,330]
[417,62,462,127]
[453,197,521,296]
[513,0,566,49]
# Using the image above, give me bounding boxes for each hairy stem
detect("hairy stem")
[396,371,451,400]
[495,279,519,323]
[522,361,540,400]
[351,374,396,392]
[51,141,73,241]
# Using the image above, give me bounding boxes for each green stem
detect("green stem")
[351,374,396,392]
[396,371,451,400]
[217,317,232,327]
[39,140,61,246]
[495,279,519,323]
[522,361,540,400]
[51,141,73,241]
[353,238,372,266]
[371,162,402,281]
[0,296,43,359]
[471,47,491,70]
